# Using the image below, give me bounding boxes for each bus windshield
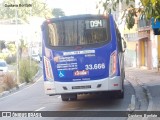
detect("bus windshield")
[47,18,110,46]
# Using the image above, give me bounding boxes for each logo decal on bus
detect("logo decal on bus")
[53,56,60,62]
[74,70,89,76]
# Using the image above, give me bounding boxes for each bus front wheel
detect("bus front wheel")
[61,94,77,101]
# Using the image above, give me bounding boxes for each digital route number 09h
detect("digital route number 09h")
[89,20,103,28]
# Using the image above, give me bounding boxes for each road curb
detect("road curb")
[127,74,153,111]
[136,79,153,111]
[126,77,140,111]
[0,68,42,98]
[127,94,136,111]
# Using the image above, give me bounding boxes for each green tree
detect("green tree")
[0,0,53,22]
[97,0,160,29]
[6,42,16,54]
[52,8,65,17]
[0,41,6,52]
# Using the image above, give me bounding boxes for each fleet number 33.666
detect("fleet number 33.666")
[85,63,105,70]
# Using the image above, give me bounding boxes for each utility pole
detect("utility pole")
[29,0,32,71]
[15,0,20,84]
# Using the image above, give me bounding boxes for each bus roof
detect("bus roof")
[44,14,111,23]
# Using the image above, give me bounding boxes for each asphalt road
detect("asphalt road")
[0,74,137,120]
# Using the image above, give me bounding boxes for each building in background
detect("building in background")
[0,19,29,42]
[28,17,44,56]
[137,16,152,69]
[0,19,30,58]
[124,13,160,70]
[124,18,139,67]
[0,17,43,58]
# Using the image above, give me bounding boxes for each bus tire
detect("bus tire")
[118,82,124,99]
[61,94,69,101]
[61,94,77,101]
[70,95,77,101]
[118,69,125,99]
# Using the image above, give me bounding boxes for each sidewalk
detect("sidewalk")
[126,67,160,86]
[126,67,160,111]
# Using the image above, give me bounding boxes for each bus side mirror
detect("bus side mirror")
[122,38,127,52]
[123,41,127,49]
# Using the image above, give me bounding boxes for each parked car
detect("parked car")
[0,60,8,72]
[32,54,40,63]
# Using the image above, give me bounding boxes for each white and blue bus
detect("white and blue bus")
[41,14,126,101]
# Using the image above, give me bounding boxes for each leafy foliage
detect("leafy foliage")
[52,8,65,17]
[0,41,6,51]
[126,11,135,29]
[5,54,16,64]
[0,53,8,60]
[141,0,160,20]
[97,0,160,29]
[6,42,16,54]
[19,59,38,83]
[0,72,16,92]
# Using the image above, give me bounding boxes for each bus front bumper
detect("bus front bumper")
[44,76,123,95]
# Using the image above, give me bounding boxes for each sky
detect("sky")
[46,0,98,15]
